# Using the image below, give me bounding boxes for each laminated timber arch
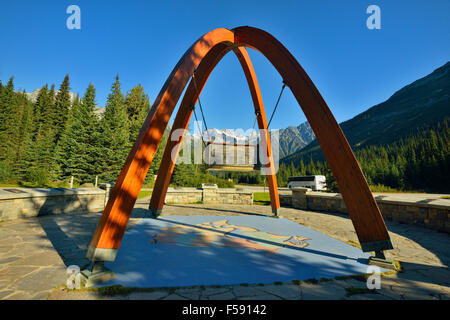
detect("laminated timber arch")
[149,45,281,218]
[87,26,393,263]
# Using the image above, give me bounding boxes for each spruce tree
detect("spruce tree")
[56,84,100,183]
[23,84,60,182]
[98,75,130,182]
[46,84,56,127]
[13,91,34,176]
[33,84,51,133]
[171,163,195,186]
[0,77,20,164]
[125,84,151,143]
[52,74,71,143]
[24,84,57,185]
[25,126,56,185]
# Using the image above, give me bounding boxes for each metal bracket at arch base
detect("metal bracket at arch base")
[150,206,162,218]
[80,261,115,288]
[361,239,393,252]
[363,240,397,270]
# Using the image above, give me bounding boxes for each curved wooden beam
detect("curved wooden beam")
[87,29,235,261]
[232,47,280,214]
[149,46,280,217]
[232,26,392,252]
[87,26,392,263]
[148,43,234,216]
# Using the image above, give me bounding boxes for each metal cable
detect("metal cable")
[192,72,209,135]
[267,81,286,129]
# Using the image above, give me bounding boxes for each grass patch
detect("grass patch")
[345,240,362,249]
[0,181,73,188]
[369,184,429,193]
[344,287,379,297]
[94,285,176,297]
[91,284,210,297]
[64,282,252,298]
[0,183,21,187]
[441,196,450,199]
[253,192,271,206]
[137,190,152,199]
[392,260,403,272]
[382,270,399,276]
[369,184,403,193]
[166,200,203,205]
[334,273,371,282]
[303,278,319,284]
[348,274,369,282]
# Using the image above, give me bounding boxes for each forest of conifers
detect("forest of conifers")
[0,75,220,188]
[0,75,448,193]
[276,118,450,193]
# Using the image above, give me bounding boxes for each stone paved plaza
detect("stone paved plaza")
[0,197,449,300]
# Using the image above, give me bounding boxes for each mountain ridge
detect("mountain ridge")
[281,61,450,165]
[188,121,315,159]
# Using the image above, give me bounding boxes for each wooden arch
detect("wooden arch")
[149,45,281,217]
[87,26,392,263]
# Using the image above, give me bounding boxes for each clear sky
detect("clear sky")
[1,0,449,131]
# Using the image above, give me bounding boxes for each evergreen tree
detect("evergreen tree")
[56,84,100,183]
[125,84,151,143]
[171,163,195,186]
[22,83,60,182]
[52,74,71,143]
[98,75,130,182]
[0,77,20,164]
[13,91,34,176]
[24,84,57,185]
[24,127,56,185]
[299,159,306,175]
[32,84,52,133]
[46,83,56,128]
[283,117,450,193]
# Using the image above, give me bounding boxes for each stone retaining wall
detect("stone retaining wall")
[0,185,253,222]
[165,187,253,205]
[279,194,292,207]
[0,188,106,222]
[164,188,203,204]
[290,187,450,233]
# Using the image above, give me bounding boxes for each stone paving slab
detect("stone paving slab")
[0,200,449,300]
[100,215,380,288]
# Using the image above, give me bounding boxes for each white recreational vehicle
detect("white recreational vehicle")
[287,175,327,191]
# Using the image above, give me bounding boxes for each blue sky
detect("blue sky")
[1,1,449,131]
